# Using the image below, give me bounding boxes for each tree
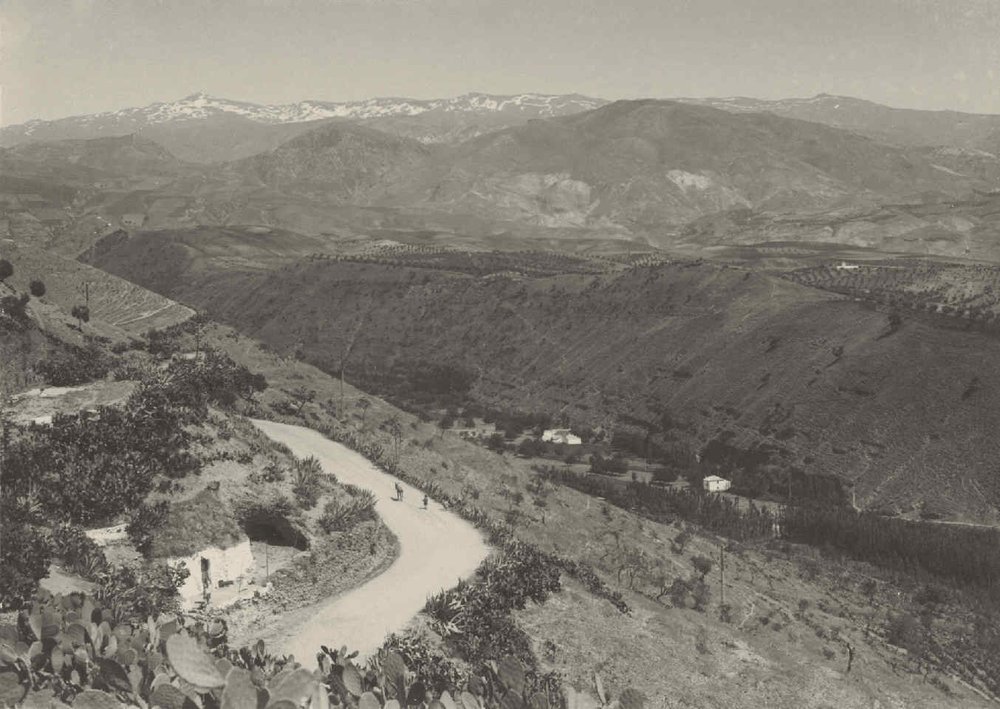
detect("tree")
[691,555,714,580]
[28,280,45,298]
[0,259,12,284]
[71,304,90,330]
[290,386,314,414]
[356,397,372,429]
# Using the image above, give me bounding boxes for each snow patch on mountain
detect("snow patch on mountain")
[7,92,607,132]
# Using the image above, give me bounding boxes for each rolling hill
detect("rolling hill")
[6,98,1000,259]
[411,99,994,229]
[210,99,995,233]
[2,238,193,335]
[85,232,1000,521]
[682,94,1000,153]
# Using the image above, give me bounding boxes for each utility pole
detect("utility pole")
[78,280,94,307]
[719,543,726,606]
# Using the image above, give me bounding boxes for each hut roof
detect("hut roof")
[150,489,244,559]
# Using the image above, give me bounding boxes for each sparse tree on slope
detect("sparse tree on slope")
[0,259,12,285]
[29,280,45,298]
[71,303,90,330]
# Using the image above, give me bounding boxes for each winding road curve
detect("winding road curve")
[251,420,490,662]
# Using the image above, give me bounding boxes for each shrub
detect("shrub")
[319,492,377,534]
[36,343,113,386]
[126,501,170,557]
[4,382,200,525]
[292,455,324,509]
[691,554,714,580]
[28,279,45,297]
[0,292,29,324]
[50,522,108,580]
[0,501,52,610]
[71,303,90,329]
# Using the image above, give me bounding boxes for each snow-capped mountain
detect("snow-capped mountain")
[0,92,608,162]
[2,92,604,138]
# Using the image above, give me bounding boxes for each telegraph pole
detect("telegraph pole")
[719,543,726,606]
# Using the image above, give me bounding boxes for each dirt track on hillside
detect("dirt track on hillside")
[251,419,490,663]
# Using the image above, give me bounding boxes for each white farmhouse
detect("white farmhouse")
[703,475,732,493]
[542,428,582,445]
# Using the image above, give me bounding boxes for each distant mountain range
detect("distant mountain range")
[0,93,608,162]
[681,94,1000,154]
[213,99,995,232]
[5,92,1000,259]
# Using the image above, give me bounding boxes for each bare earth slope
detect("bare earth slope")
[251,419,489,661]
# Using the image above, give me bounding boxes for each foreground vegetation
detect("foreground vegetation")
[0,587,637,709]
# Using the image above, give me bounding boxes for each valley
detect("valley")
[85,231,1000,520]
[5,84,1000,709]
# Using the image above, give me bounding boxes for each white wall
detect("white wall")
[85,524,129,544]
[170,537,255,608]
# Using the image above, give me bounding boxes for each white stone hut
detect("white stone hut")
[702,475,732,493]
[148,489,255,608]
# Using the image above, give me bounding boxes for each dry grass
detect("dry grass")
[191,322,993,707]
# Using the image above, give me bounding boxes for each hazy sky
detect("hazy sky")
[3,0,1000,126]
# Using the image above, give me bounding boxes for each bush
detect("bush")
[127,501,170,557]
[4,381,200,525]
[29,279,45,297]
[0,501,52,610]
[0,292,29,324]
[292,455,324,509]
[319,492,377,534]
[36,343,113,386]
[50,522,109,580]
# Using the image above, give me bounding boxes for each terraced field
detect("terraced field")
[784,261,1000,321]
[311,245,622,277]
[0,239,193,334]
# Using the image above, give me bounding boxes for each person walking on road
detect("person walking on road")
[395,482,404,501]
[422,494,429,510]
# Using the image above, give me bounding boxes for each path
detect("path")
[251,420,490,662]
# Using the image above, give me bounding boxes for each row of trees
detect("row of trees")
[546,464,1000,609]
[783,506,1000,602]
[539,467,779,542]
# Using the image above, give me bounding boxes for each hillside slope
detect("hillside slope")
[417,100,991,229]
[86,235,1000,520]
[2,238,193,334]
[682,94,1000,153]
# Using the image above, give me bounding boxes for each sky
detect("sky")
[2,0,1000,126]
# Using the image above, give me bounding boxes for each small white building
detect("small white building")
[145,489,257,609]
[542,429,582,445]
[169,539,255,608]
[703,475,732,493]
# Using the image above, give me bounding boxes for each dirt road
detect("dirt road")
[251,420,489,663]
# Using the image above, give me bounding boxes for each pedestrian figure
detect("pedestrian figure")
[422,494,429,509]
[846,642,854,674]
[395,482,403,501]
